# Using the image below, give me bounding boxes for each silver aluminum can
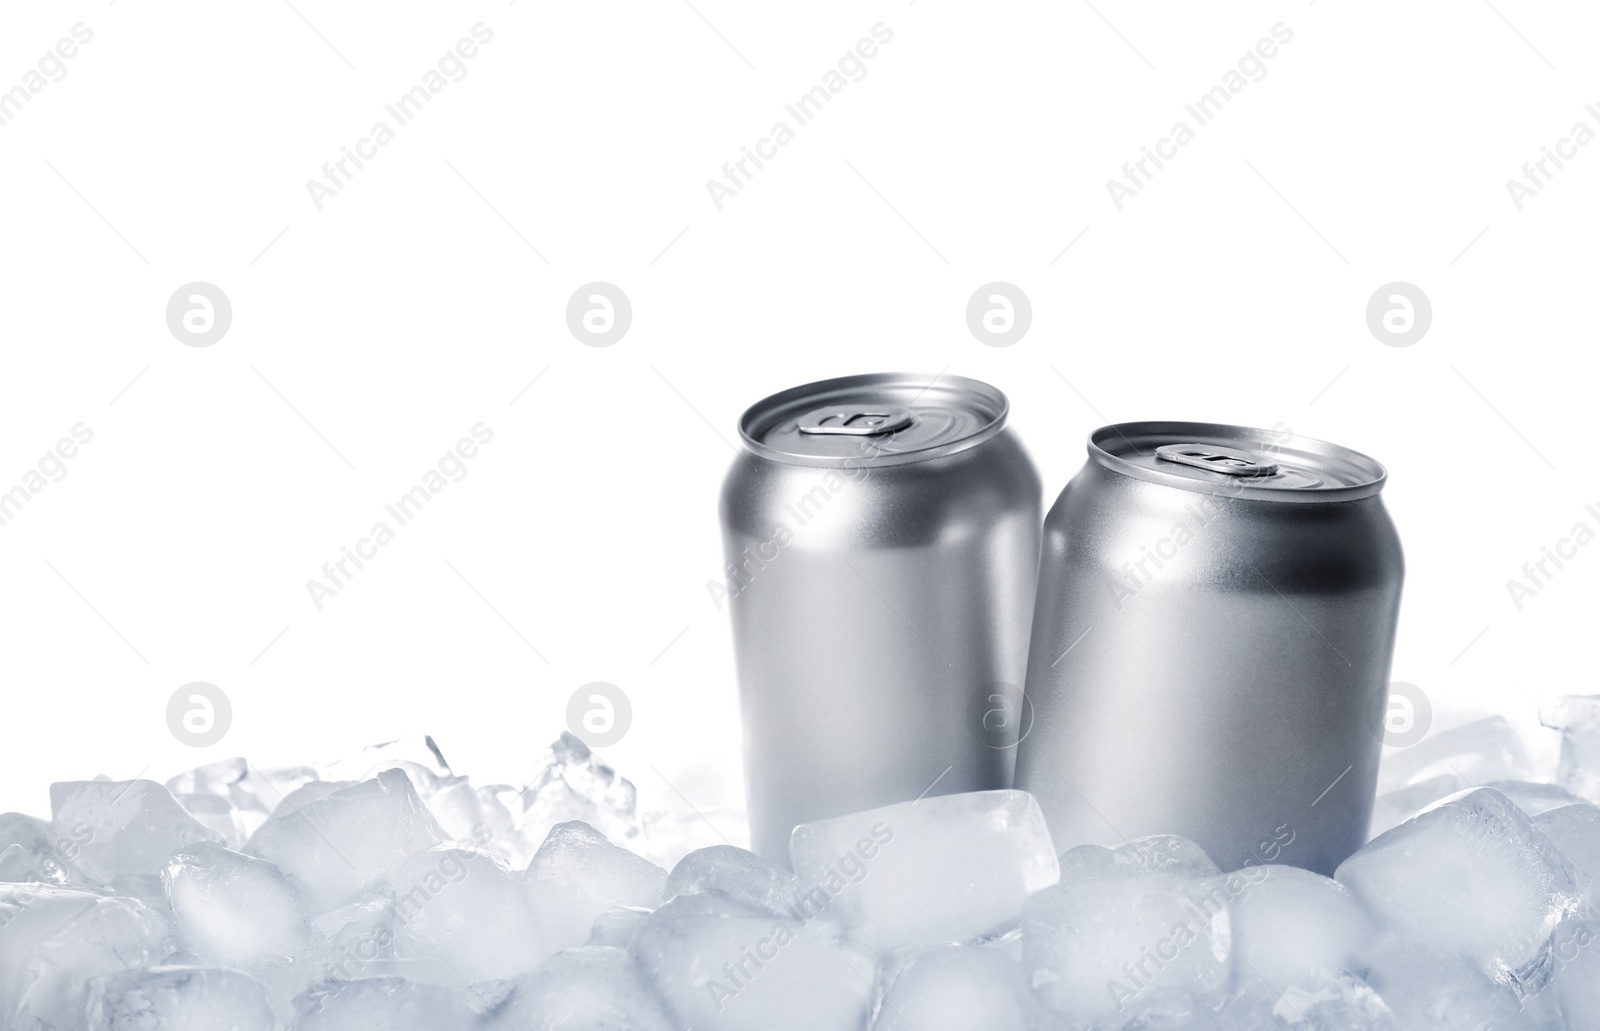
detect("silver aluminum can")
[1013,422,1402,876]
[720,373,1041,863]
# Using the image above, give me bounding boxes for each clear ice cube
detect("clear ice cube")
[634,893,878,1031]
[163,840,314,971]
[1216,971,1399,1030]
[1540,694,1600,803]
[1549,915,1600,1030]
[1022,873,1230,1029]
[1357,936,1557,1030]
[1535,802,1600,883]
[493,945,677,1030]
[519,733,646,851]
[1485,779,1587,816]
[524,820,667,953]
[1376,716,1534,793]
[1368,773,1466,840]
[245,768,443,914]
[50,779,222,884]
[665,844,804,917]
[290,976,489,1030]
[870,943,1030,1031]
[0,812,83,885]
[1220,864,1371,993]
[87,965,277,1031]
[391,845,544,983]
[172,791,248,849]
[1059,834,1221,883]
[586,906,650,947]
[0,885,167,1029]
[1336,786,1589,991]
[789,790,1059,950]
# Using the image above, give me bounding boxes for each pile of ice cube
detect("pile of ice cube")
[3,696,1600,1030]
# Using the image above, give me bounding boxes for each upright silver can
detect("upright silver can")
[720,373,1041,863]
[1014,422,1403,876]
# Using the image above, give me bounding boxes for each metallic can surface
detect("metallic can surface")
[1013,422,1403,876]
[720,373,1041,863]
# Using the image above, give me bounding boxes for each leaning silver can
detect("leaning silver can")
[720,373,1041,863]
[1013,421,1403,876]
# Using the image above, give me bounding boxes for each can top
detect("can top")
[739,373,1010,467]
[1090,421,1387,502]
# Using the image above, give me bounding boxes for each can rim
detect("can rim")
[738,372,1011,467]
[1088,421,1388,502]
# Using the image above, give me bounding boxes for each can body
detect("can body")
[1014,422,1403,876]
[721,374,1041,863]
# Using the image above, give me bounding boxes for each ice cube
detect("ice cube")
[790,790,1058,950]
[290,976,489,1030]
[587,906,650,946]
[313,890,399,980]
[871,944,1030,1031]
[1535,803,1600,883]
[172,791,248,849]
[492,946,677,1030]
[166,756,251,797]
[0,812,83,885]
[1376,715,1534,793]
[50,779,222,884]
[1550,916,1600,1029]
[1336,786,1589,991]
[166,759,319,844]
[88,965,277,1031]
[524,821,667,953]
[1059,834,1221,883]
[1217,971,1399,1030]
[520,733,645,850]
[164,840,315,970]
[391,845,544,982]
[324,736,453,784]
[470,784,544,867]
[666,844,805,916]
[1541,694,1600,802]
[1368,773,1465,840]
[245,768,444,914]
[1357,936,1556,1030]
[1221,865,1371,992]
[0,845,35,883]
[0,885,167,1029]
[635,893,878,1031]
[420,776,492,846]
[1486,779,1588,816]
[1022,873,1230,1029]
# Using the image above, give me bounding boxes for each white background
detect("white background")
[0,0,1592,822]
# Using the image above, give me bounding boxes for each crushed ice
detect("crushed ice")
[2,698,1599,1029]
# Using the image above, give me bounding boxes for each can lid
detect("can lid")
[1090,421,1387,502]
[739,373,1009,467]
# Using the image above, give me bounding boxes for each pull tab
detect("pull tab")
[796,405,913,436]
[1155,443,1278,477]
